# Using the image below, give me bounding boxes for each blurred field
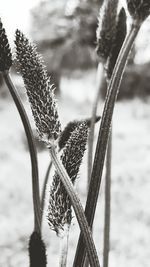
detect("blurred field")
[0,71,150,266]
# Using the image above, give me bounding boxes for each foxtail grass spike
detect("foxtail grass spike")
[106,7,127,80]
[96,0,119,62]
[58,116,100,150]
[29,231,47,267]
[0,19,12,72]
[127,0,150,22]
[15,30,61,144]
[48,122,88,235]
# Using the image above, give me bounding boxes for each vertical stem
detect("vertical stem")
[87,63,103,185]
[49,145,100,267]
[103,129,112,267]
[3,71,41,234]
[41,161,53,223]
[73,24,140,267]
[59,224,70,267]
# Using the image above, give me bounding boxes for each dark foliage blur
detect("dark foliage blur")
[101,62,150,100]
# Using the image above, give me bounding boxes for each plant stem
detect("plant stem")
[103,129,112,267]
[3,71,41,234]
[41,160,53,223]
[87,63,103,186]
[73,23,141,267]
[49,145,100,267]
[59,224,70,267]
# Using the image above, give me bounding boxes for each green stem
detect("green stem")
[103,129,112,267]
[3,71,41,234]
[87,63,103,186]
[73,23,140,267]
[49,145,100,267]
[41,160,53,223]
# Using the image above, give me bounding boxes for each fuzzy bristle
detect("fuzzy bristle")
[29,231,47,267]
[15,30,61,143]
[0,19,12,72]
[47,121,88,235]
[127,0,150,22]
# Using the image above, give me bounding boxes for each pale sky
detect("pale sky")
[0,0,41,41]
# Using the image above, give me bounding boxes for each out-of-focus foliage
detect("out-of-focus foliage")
[23,0,150,99]
[31,0,104,74]
[101,62,150,100]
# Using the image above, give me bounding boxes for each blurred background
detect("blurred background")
[0,0,150,266]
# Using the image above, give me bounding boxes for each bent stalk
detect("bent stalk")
[3,71,41,234]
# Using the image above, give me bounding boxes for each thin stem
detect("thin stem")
[87,63,103,186]
[73,23,141,267]
[103,129,112,267]
[49,145,100,267]
[59,224,70,267]
[41,160,53,223]
[3,71,41,234]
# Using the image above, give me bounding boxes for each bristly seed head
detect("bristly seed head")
[96,0,119,62]
[127,0,150,22]
[106,7,127,80]
[47,121,88,235]
[58,116,100,150]
[15,30,61,143]
[0,19,12,72]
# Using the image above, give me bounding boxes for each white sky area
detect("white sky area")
[0,0,41,41]
[0,0,150,63]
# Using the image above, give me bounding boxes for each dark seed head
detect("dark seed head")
[96,0,119,62]
[0,19,12,72]
[106,7,127,80]
[127,0,150,22]
[58,115,100,150]
[29,231,47,267]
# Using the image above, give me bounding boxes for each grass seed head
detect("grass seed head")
[96,0,119,62]
[47,121,88,235]
[127,0,150,22]
[0,19,12,72]
[106,7,127,80]
[58,115,100,150]
[15,30,61,143]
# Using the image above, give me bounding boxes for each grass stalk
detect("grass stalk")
[49,144,100,267]
[103,129,112,267]
[41,160,53,223]
[3,71,41,234]
[59,224,70,267]
[73,23,141,267]
[87,63,103,185]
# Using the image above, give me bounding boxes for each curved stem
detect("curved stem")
[87,63,103,186]
[41,160,53,223]
[73,23,141,267]
[49,145,100,267]
[3,71,41,234]
[59,224,70,267]
[103,129,112,267]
